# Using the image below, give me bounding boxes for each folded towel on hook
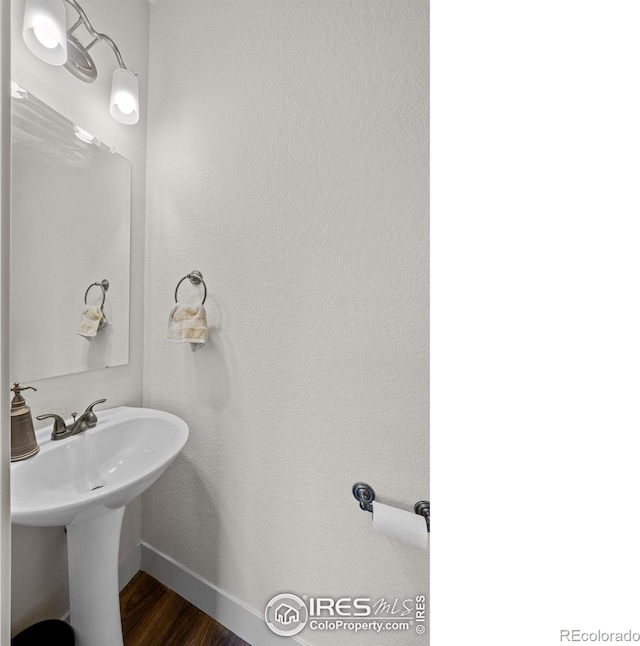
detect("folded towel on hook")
[77,305,105,338]
[165,304,208,346]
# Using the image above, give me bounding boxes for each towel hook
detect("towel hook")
[174,270,207,305]
[84,279,109,310]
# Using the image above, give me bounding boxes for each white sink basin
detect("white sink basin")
[11,406,188,526]
[10,405,189,646]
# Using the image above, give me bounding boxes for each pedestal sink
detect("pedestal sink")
[11,406,189,646]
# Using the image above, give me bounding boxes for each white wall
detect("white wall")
[9,0,149,633]
[144,2,429,645]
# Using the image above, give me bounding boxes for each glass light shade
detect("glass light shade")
[110,68,139,125]
[23,0,67,66]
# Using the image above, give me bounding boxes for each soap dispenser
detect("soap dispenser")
[10,383,39,461]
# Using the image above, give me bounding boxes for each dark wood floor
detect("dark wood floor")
[120,571,250,646]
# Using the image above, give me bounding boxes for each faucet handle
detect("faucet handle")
[83,399,107,428]
[36,414,67,438]
[84,399,107,414]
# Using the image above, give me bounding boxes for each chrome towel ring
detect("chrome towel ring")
[84,279,109,309]
[174,270,207,305]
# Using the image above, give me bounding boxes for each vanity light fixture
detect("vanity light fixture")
[22,0,139,125]
[22,0,67,65]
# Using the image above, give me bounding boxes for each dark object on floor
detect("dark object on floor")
[121,571,249,646]
[12,620,75,646]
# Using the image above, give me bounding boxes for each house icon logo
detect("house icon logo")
[275,603,300,625]
[265,593,308,636]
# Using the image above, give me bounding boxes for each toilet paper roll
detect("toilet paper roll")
[372,501,429,550]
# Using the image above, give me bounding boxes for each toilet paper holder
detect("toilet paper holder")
[352,482,430,532]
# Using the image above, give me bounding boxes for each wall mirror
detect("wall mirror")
[10,87,131,382]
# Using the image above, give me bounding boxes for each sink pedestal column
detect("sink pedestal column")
[66,507,126,646]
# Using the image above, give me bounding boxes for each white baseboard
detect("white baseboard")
[140,542,310,646]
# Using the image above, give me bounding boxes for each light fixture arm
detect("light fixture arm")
[61,0,128,70]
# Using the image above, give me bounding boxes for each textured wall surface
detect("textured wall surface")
[144,2,429,645]
[9,0,149,633]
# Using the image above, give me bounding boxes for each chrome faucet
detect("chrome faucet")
[37,399,107,441]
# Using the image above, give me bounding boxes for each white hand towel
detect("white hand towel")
[77,305,104,338]
[165,303,208,346]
